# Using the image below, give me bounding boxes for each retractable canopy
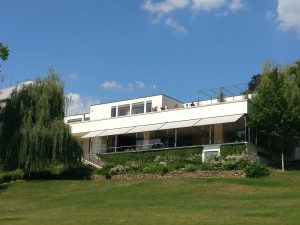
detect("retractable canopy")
[127,123,165,134]
[81,114,244,138]
[98,127,134,137]
[159,119,201,130]
[81,130,105,138]
[194,114,244,126]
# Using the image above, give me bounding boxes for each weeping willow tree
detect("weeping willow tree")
[0,68,82,172]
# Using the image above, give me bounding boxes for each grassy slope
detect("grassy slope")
[0,170,300,225]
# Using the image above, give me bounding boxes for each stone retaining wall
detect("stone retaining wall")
[92,170,245,180]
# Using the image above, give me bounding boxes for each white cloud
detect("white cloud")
[277,0,300,34]
[192,0,227,11]
[265,10,276,21]
[165,17,188,33]
[69,72,78,80]
[142,0,189,15]
[142,0,247,33]
[101,81,122,89]
[127,81,146,91]
[230,0,245,12]
[135,81,145,89]
[65,93,100,116]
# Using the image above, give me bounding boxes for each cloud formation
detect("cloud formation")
[277,0,300,34]
[127,81,146,91]
[230,0,245,12]
[101,81,122,89]
[165,17,188,33]
[142,0,246,33]
[192,0,227,12]
[66,93,100,115]
[142,0,189,14]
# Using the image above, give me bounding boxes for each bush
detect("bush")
[23,165,93,180]
[220,144,246,158]
[0,169,24,183]
[99,147,203,165]
[168,161,185,171]
[142,164,161,174]
[244,163,270,178]
[61,165,93,180]
[110,165,126,175]
[24,170,56,180]
[184,164,197,172]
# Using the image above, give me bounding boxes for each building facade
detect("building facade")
[65,94,252,161]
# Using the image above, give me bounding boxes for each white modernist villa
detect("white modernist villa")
[65,93,254,164]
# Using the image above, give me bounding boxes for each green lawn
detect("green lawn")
[0,170,300,225]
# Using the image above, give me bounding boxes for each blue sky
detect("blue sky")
[1,0,300,114]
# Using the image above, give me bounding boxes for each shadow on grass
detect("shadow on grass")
[0,183,9,190]
[271,160,300,171]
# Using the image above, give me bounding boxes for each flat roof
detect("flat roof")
[90,93,183,107]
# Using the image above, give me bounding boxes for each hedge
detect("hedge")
[98,147,203,165]
[220,143,246,158]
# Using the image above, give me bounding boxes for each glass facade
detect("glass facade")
[111,106,116,117]
[91,117,246,153]
[118,104,130,116]
[146,101,152,112]
[131,102,144,115]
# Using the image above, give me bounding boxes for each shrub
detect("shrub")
[222,160,238,170]
[24,170,55,180]
[244,163,270,178]
[23,165,93,180]
[61,165,93,180]
[0,169,24,183]
[220,144,246,158]
[168,161,185,171]
[184,164,197,172]
[161,166,169,175]
[99,147,203,165]
[110,165,126,175]
[9,169,24,181]
[142,165,161,174]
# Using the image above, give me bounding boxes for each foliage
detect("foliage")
[248,74,261,93]
[0,169,24,183]
[220,144,246,158]
[250,60,300,169]
[0,68,82,172]
[22,164,93,180]
[244,163,270,178]
[99,147,203,165]
[217,88,226,103]
[184,164,197,172]
[0,43,9,61]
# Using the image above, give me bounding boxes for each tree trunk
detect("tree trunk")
[281,137,285,172]
[281,149,285,172]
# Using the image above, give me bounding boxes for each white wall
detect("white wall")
[69,100,248,135]
[162,95,183,109]
[64,114,84,123]
[90,95,164,120]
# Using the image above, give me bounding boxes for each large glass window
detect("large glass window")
[132,102,144,115]
[118,104,130,116]
[223,117,245,143]
[111,106,117,117]
[146,101,152,112]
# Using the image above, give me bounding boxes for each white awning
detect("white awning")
[194,114,244,126]
[127,123,165,134]
[159,119,201,130]
[81,130,105,139]
[98,127,134,137]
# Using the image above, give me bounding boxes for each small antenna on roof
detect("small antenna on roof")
[151,80,154,95]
